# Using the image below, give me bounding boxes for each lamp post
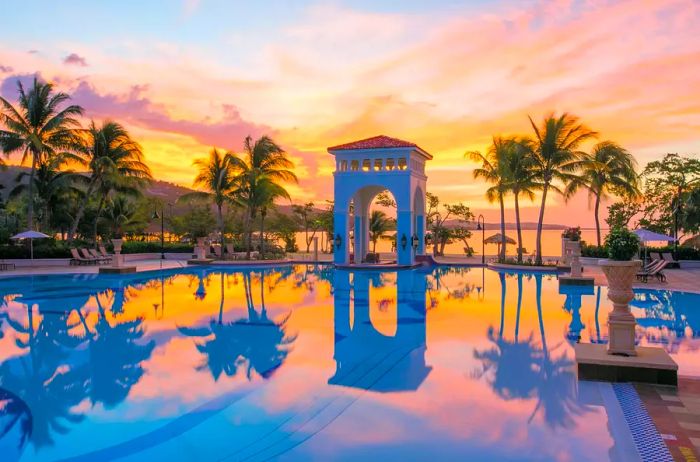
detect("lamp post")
[152,203,171,260]
[476,214,485,265]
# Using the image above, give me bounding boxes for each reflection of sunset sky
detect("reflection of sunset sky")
[1,266,699,460]
[2,1,700,226]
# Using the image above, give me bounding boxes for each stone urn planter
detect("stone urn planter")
[599,259,642,356]
[195,237,207,260]
[111,238,124,267]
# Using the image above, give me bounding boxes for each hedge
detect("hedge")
[581,243,700,260]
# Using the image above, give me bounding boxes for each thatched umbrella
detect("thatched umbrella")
[484,233,516,258]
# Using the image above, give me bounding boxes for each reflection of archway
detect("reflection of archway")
[328,136,431,266]
[329,269,432,392]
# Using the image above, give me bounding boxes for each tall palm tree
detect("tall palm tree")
[467,136,513,262]
[564,141,639,246]
[369,209,393,253]
[0,77,83,229]
[179,148,236,249]
[100,195,138,238]
[528,113,597,264]
[230,136,297,259]
[68,120,151,242]
[505,139,541,263]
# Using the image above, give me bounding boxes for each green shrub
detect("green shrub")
[581,244,608,258]
[120,241,193,254]
[604,228,640,261]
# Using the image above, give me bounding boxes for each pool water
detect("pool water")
[0,265,697,461]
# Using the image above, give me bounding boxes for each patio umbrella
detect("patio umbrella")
[632,228,674,262]
[484,233,516,257]
[10,230,50,263]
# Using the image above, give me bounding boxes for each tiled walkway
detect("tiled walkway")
[636,378,700,461]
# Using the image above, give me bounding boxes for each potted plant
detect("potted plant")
[598,227,641,356]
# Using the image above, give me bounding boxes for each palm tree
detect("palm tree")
[528,113,598,264]
[0,77,83,229]
[369,209,393,253]
[68,120,151,242]
[564,141,639,246]
[466,136,513,262]
[505,139,541,263]
[230,136,297,259]
[179,148,237,249]
[10,155,80,232]
[101,195,138,238]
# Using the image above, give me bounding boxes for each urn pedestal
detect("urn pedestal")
[574,258,678,385]
[599,259,641,356]
[100,238,137,273]
[112,238,124,267]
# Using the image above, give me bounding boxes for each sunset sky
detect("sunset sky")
[1,0,699,226]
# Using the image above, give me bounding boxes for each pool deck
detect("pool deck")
[636,378,700,461]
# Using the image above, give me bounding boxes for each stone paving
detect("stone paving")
[636,379,700,461]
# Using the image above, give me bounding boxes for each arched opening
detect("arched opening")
[348,186,398,264]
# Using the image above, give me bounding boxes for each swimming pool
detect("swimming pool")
[0,264,696,461]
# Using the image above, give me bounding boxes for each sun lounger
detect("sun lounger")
[80,248,106,264]
[89,248,112,263]
[70,248,95,265]
[636,260,668,283]
[99,245,112,258]
[661,252,679,267]
[212,246,222,259]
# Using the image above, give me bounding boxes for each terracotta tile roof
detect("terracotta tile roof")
[328,135,418,151]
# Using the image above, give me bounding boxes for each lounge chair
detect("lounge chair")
[89,248,112,263]
[70,248,95,265]
[80,248,105,264]
[661,252,680,268]
[636,260,668,283]
[212,246,223,259]
[641,258,662,272]
[99,245,112,258]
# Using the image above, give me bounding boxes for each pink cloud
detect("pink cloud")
[63,53,88,67]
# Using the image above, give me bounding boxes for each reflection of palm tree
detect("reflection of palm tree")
[179,270,296,381]
[475,273,590,429]
[530,274,590,429]
[474,272,538,400]
[0,387,32,460]
[0,303,87,448]
[74,294,155,409]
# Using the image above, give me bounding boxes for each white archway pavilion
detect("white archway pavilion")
[328,135,432,266]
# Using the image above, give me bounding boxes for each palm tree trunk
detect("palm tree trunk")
[245,208,254,259]
[593,193,601,246]
[26,152,37,230]
[217,203,225,250]
[92,195,106,247]
[499,191,506,262]
[68,177,98,242]
[259,211,265,260]
[535,183,550,265]
[514,192,523,263]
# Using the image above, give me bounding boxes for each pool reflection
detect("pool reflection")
[329,269,431,392]
[0,265,698,460]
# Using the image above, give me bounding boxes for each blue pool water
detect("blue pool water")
[0,265,698,461]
